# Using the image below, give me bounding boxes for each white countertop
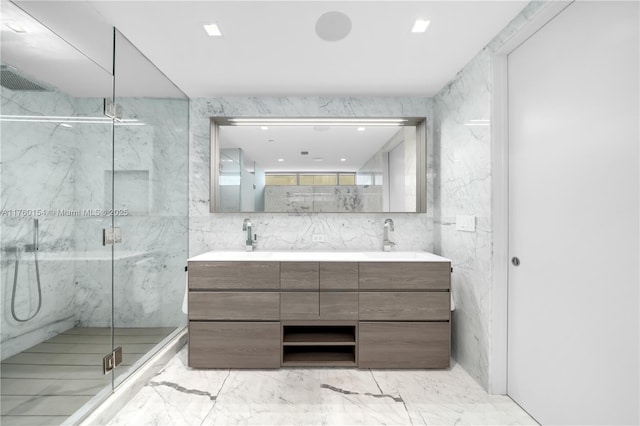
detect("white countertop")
[188,250,451,263]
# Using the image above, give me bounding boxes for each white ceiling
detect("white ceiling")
[10,0,529,98]
[2,1,526,172]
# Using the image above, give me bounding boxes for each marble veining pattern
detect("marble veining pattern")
[1,88,84,359]
[188,96,435,257]
[107,347,537,426]
[1,84,189,358]
[432,1,550,390]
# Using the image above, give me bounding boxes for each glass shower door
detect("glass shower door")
[110,29,188,387]
[0,2,117,424]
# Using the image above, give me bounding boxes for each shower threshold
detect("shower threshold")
[1,327,176,426]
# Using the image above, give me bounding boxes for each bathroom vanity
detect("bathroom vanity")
[187,251,451,369]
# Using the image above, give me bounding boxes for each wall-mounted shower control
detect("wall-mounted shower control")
[103,227,122,245]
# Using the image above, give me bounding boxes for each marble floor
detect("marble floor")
[107,347,538,426]
[1,327,176,426]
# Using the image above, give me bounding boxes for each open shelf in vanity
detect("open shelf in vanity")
[282,324,357,366]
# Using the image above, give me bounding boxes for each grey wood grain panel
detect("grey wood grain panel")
[188,261,279,290]
[189,292,280,320]
[320,292,358,320]
[358,262,451,290]
[358,322,450,368]
[189,322,280,368]
[1,352,140,367]
[280,292,319,320]
[359,292,450,320]
[320,262,358,290]
[1,395,93,416]
[1,378,109,396]
[280,262,319,290]
[0,365,107,380]
[1,416,68,426]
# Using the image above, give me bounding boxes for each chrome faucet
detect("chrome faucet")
[383,218,395,252]
[242,218,256,251]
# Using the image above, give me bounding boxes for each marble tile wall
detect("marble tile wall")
[73,96,189,328]
[1,88,85,359]
[189,97,434,255]
[432,1,549,390]
[1,89,189,359]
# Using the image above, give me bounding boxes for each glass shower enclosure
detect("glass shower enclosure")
[0,3,188,424]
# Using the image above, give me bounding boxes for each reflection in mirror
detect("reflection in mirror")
[211,118,426,213]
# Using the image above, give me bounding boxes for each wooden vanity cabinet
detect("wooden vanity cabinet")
[280,292,319,319]
[189,322,280,368]
[280,262,358,321]
[281,262,318,290]
[187,261,280,368]
[358,292,449,321]
[320,262,358,290]
[189,261,279,290]
[359,322,449,368]
[358,262,451,290]
[188,259,451,369]
[357,262,451,368]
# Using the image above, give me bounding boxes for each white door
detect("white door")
[507,1,639,425]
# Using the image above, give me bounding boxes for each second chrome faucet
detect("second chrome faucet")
[242,218,257,251]
[383,218,395,252]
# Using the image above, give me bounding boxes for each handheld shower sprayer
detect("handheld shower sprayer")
[10,218,43,322]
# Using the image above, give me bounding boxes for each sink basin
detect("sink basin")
[189,250,450,263]
[188,251,273,261]
[363,252,419,259]
[361,251,450,261]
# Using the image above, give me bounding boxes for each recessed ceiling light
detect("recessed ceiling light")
[411,19,430,33]
[60,123,73,128]
[357,127,365,132]
[340,158,347,162]
[203,23,222,37]
[261,126,269,130]
[277,158,285,162]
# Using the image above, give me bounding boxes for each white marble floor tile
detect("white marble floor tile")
[107,348,537,426]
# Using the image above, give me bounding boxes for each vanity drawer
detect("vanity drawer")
[281,262,319,290]
[358,322,450,368]
[188,261,280,290]
[189,322,280,368]
[281,292,319,319]
[320,292,358,320]
[320,262,358,290]
[359,292,450,321]
[189,292,280,320]
[359,262,451,290]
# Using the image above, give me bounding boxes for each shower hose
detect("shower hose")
[11,218,42,322]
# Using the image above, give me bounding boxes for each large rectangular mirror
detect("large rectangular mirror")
[210,117,426,213]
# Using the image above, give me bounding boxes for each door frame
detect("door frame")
[488,0,573,394]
